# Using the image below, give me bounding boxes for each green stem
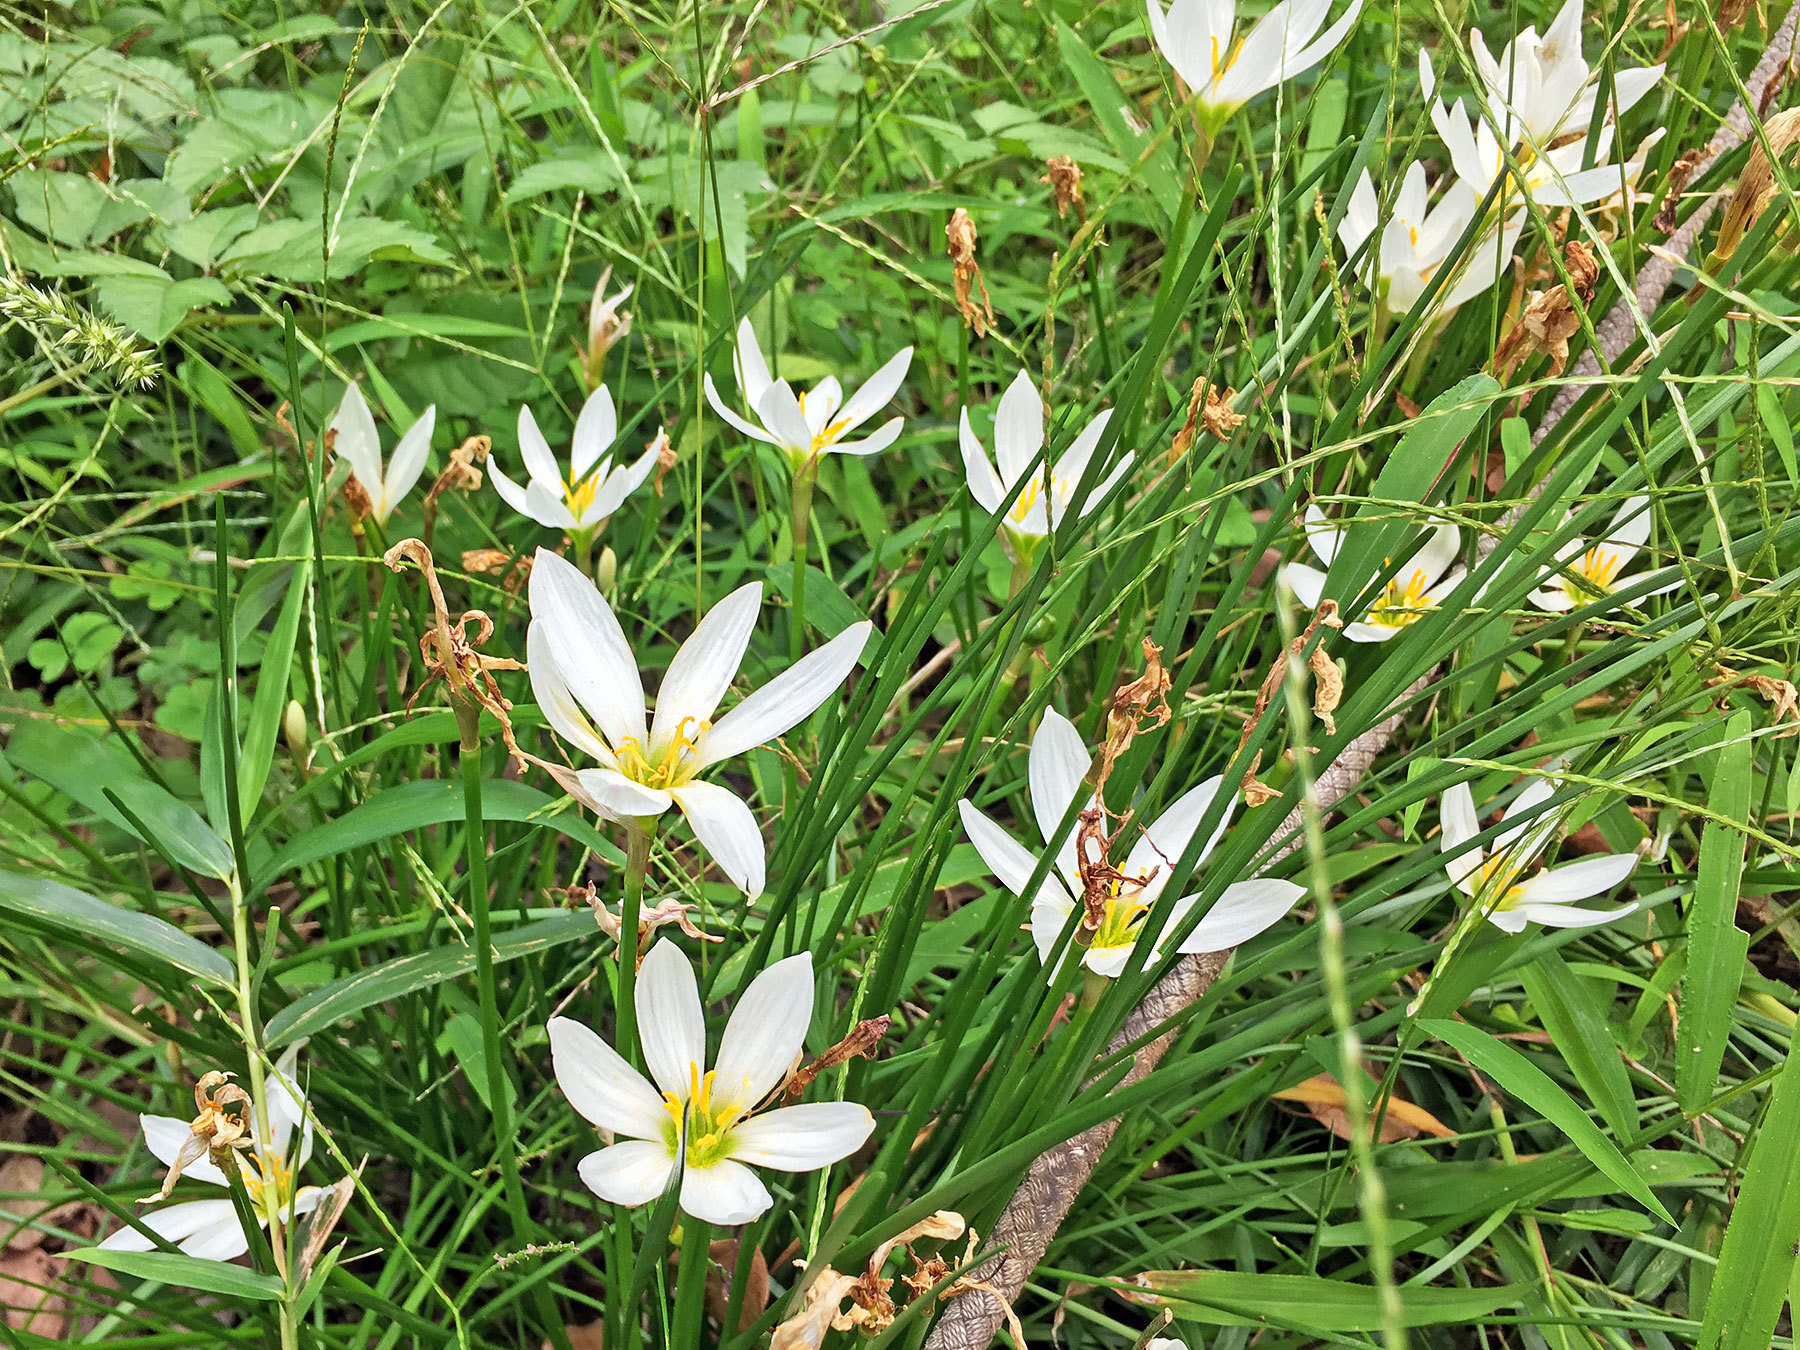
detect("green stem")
[573,527,595,580]
[671,1217,713,1349]
[616,824,652,1062]
[789,462,816,662]
[459,722,532,1244]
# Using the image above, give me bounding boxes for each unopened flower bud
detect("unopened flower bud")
[283,700,308,756]
[594,545,618,594]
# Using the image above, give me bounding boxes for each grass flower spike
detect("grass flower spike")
[1440,779,1639,932]
[958,709,1304,979]
[527,549,871,896]
[960,370,1130,564]
[329,383,435,526]
[549,943,875,1225]
[1286,508,1462,642]
[1147,0,1362,134]
[704,317,913,472]
[100,1052,326,1264]
[490,390,659,538]
[1529,496,1679,613]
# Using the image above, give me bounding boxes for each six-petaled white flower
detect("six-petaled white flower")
[704,318,913,473]
[329,383,435,526]
[960,370,1131,565]
[100,1050,326,1265]
[1147,0,1363,133]
[958,709,1305,980]
[550,943,875,1226]
[1529,496,1680,613]
[1285,509,1464,642]
[1440,779,1640,932]
[1337,164,1525,314]
[1429,90,1652,210]
[527,548,871,897]
[490,389,660,537]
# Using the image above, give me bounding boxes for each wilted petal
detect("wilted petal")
[140,1115,228,1188]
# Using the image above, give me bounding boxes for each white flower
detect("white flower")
[1440,779,1639,932]
[957,709,1304,980]
[1462,0,1663,150]
[1285,508,1463,642]
[960,370,1131,563]
[1430,92,1652,210]
[1337,164,1526,314]
[329,382,434,526]
[1146,0,1362,131]
[704,318,912,472]
[489,389,659,535]
[1528,495,1680,613]
[527,548,872,897]
[100,1050,325,1265]
[550,943,875,1226]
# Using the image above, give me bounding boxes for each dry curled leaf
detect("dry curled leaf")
[147,1071,252,1202]
[784,1016,891,1098]
[1094,638,1172,793]
[947,209,995,337]
[1272,1073,1456,1142]
[573,882,721,957]
[771,1213,968,1347]
[1236,601,1343,806]
[383,539,526,744]
[706,1238,770,1336]
[650,428,678,498]
[1710,107,1800,264]
[1039,156,1085,221]
[462,548,533,594]
[1492,240,1599,381]
[1166,380,1243,465]
[421,434,492,545]
[1654,146,1705,233]
[1708,664,1800,731]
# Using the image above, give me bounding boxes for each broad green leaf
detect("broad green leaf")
[1755,383,1797,485]
[1695,1040,1800,1350]
[0,869,234,987]
[1419,1018,1675,1224]
[239,547,311,819]
[94,273,232,342]
[77,1247,284,1299]
[265,913,596,1047]
[8,721,235,881]
[1520,947,1636,1142]
[1053,19,1177,223]
[1678,711,1754,1115]
[1136,1269,1531,1329]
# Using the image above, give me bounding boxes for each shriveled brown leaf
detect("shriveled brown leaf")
[1039,156,1085,221]
[1711,107,1800,263]
[785,1016,891,1097]
[706,1238,770,1336]
[1272,1073,1456,1142]
[946,209,995,337]
[1492,240,1600,381]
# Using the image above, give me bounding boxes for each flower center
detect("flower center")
[1007,475,1067,528]
[614,717,710,791]
[1474,853,1529,911]
[662,1063,749,1170]
[1574,545,1623,595]
[1087,875,1160,953]
[1367,569,1437,628]
[564,473,600,521]
[238,1149,295,1212]
[1209,33,1243,81]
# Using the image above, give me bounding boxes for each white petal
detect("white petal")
[832,347,912,437]
[704,373,777,444]
[1441,782,1484,894]
[1508,900,1639,930]
[526,621,616,765]
[1050,408,1114,493]
[1083,940,1138,978]
[571,386,618,480]
[1515,853,1638,904]
[1402,521,1460,588]
[522,479,580,531]
[712,952,814,1113]
[1028,709,1093,849]
[993,370,1045,485]
[635,941,707,1100]
[733,317,773,409]
[529,548,649,748]
[517,404,563,489]
[1597,495,1652,570]
[727,1103,874,1170]
[680,1160,772,1225]
[1176,878,1306,951]
[548,1015,668,1140]
[802,377,844,438]
[1285,562,1328,610]
[959,410,1005,513]
[1497,778,1557,844]
[1128,775,1233,881]
[586,443,661,524]
[140,1116,229,1188]
[960,798,1063,904]
[756,380,813,454]
[577,1141,674,1207]
[1341,621,1400,643]
[100,1199,248,1263]
[572,768,670,819]
[329,384,383,497]
[1029,894,1078,972]
[828,418,905,457]
[702,622,871,766]
[265,1052,311,1169]
[651,582,761,755]
[489,457,545,525]
[1072,449,1135,524]
[379,406,434,519]
[669,780,765,897]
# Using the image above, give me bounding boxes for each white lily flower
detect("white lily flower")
[588,269,633,355]
[1147,0,1363,133]
[489,390,660,536]
[1285,508,1464,642]
[960,370,1131,564]
[1440,779,1639,933]
[1462,0,1663,150]
[328,382,434,526]
[1337,165,1526,314]
[958,709,1305,980]
[100,1049,326,1265]
[703,317,912,472]
[550,943,875,1226]
[526,548,872,897]
[1430,92,1652,210]
[1528,495,1681,613]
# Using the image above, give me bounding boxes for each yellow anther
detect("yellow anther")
[564,473,599,521]
[1367,569,1437,629]
[1579,546,1623,592]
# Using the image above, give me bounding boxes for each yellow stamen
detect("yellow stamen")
[1366,569,1437,629]
[1577,546,1623,593]
[660,1063,749,1168]
[564,472,599,521]
[614,716,710,791]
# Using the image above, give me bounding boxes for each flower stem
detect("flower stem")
[790,461,817,663]
[459,727,533,1246]
[671,1218,713,1348]
[573,527,594,580]
[616,824,652,1061]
